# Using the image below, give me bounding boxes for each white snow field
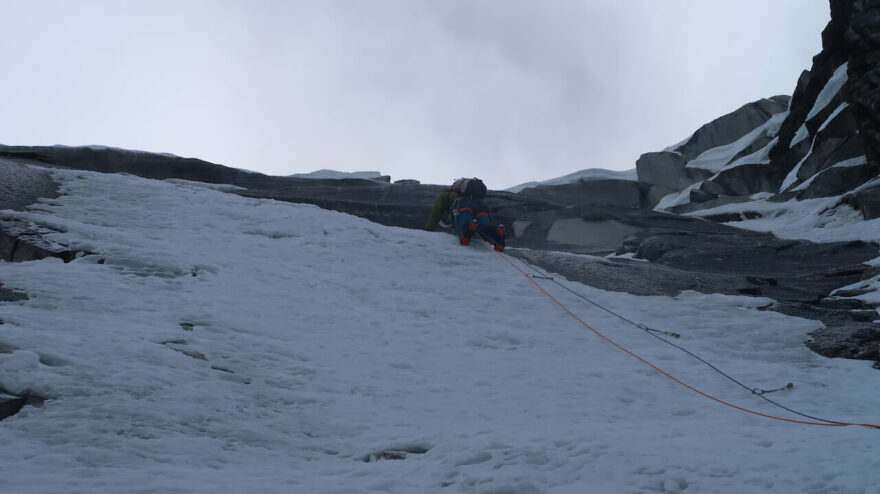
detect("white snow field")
[1,169,879,494]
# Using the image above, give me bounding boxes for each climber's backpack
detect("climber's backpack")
[461,178,487,199]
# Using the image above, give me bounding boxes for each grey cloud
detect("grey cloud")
[0,1,829,189]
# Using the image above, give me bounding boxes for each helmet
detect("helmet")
[451,178,468,193]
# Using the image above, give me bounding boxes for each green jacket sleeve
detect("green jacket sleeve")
[425,191,455,231]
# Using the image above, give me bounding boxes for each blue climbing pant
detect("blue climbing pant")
[456,198,503,244]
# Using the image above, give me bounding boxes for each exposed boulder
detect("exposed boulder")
[636,152,713,208]
[636,152,687,190]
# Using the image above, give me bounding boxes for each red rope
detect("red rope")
[493,249,880,429]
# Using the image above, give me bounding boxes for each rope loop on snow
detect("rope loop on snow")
[753,383,795,395]
[637,324,681,339]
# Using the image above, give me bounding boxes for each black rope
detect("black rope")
[506,250,852,426]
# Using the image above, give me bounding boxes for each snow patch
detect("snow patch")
[654,182,702,210]
[686,113,787,173]
[791,124,809,147]
[723,137,778,171]
[507,168,637,193]
[806,62,849,121]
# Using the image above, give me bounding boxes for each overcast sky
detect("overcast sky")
[1,1,830,189]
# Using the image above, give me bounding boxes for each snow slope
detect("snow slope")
[1,169,879,493]
[288,169,383,180]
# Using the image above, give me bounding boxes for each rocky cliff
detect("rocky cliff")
[636,0,880,220]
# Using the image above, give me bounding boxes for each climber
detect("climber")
[425,177,505,252]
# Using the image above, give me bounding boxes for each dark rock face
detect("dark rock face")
[766,0,880,198]
[631,0,880,311]
[633,234,878,306]
[517,179,648,209]
[0,145,254,184]
[771,0,854,163]
[846,0,880,171]
[798,161,876,199]
[639,0,880,220]
[794,106,864,183]
[849,182,880,219]
[0,158,59,211]
[708,163,789,197]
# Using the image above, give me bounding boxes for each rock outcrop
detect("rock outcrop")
[847,0,880,172]
[636,97,790,208]
[516,179,648,209]
[639,0,880,217]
